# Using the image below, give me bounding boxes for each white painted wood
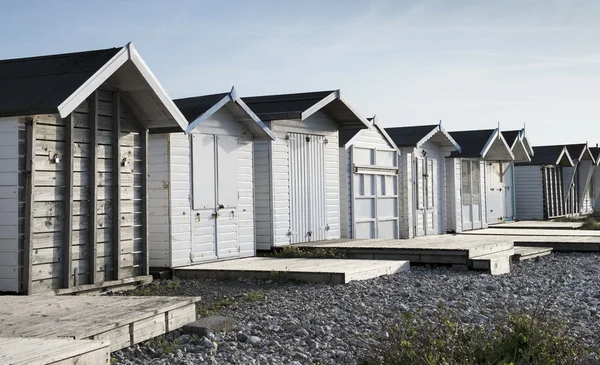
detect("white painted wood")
[191,134,216,210]
[147,134,171,268]
[514,165,544,220]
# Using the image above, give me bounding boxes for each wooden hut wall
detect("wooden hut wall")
[18,88,148,294]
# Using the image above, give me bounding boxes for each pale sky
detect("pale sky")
[1,0,599,145]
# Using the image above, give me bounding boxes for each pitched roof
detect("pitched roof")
[0,48,121,117]
[565,143,594,162]
[502,130,521,148]
[243,91,334,117]
[449,129,495,158]
[518,145,572,166]
[385,125,439,147]
[174,93,229,122]
[174,88,274,140]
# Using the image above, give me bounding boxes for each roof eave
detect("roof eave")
[301,90,370,129]
[480,129,515,161]
[417,125,461,152]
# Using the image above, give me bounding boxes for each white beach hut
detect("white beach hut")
[385,124,460,238]
[244,90,370,248]
[148,88,274,268]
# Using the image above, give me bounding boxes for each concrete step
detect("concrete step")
[512,246,553,262]
[470,249,514,275]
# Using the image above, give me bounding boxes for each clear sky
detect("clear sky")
[1,0,598,145]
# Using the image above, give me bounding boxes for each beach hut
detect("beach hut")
[148,89,274,268]
[385,124,460,238]
[563,144,596,215]
[445,129,514,232]
[499,129,534,222]
[514,145,574,220]
[244,90,370,248]
[339,116,401,239]
[0,43,188,294]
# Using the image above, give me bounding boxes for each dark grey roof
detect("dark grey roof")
[0,47,122,117]
[565,143,588,161]
[243,91,334,120]
[517,145,566,166]
[448,129,495,158]
[385,125,439,148]
[339,129,361,147]
[590,147,600,159]
[174,93,229,123]
[502,130,521,147]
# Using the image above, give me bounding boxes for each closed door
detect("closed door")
[461,160,482,231]
[289,133,327,243]
[503,164,514,220]
[414,157,435,236]
[191,134,239,261]
[486,162,504,224]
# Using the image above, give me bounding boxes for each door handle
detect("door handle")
[217,204,225,210]
[211,211,219,219]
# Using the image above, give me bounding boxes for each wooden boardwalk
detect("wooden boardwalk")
[175,257,410,284]
[296,236,515,275]
[489,221,583,230]
[461,229,600,252]
[0,296,200,354]
[0,337,110,365]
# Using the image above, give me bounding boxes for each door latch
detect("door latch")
[211,211,219,219]
[217,204,225,210]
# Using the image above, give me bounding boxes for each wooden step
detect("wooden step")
[470,249,514,275]
[512,246,553,262]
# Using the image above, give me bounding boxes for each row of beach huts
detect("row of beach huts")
[0,43,597,295]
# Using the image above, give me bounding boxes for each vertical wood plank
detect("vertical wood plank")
[89,91,99,284]
[64,113,74,288]
[112,92,122,280]
[23,118,36,294]
[141,128,149,275]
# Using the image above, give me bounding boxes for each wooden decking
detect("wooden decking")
[0,295,200,355]
[461,228,600,252]
[0,337,110,365]
[489,221,583,230]
[296,235,515,275]
[174,257,410,284]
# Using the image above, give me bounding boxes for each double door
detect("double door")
[191,134,239,261]
[461,160,483,231]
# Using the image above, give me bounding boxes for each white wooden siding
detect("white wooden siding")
[445,158,462,233]
[415,141,445,235]
[147,134,171,268]
[254,111,339,248]
[593,167,600,212]
[0,118,19,292]
[168,133,192,268]
[514,165,544,220]
[398,149,413,239]
[578,160,594,214]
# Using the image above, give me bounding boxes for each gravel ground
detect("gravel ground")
[112,253,600,364]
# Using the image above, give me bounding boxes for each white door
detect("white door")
[289,133,327,243]
[461,160,482,231]
[503,163,514,221]
[191,134,239,261]
[351,146,399,239]
[486,162,504,224]
[414,157,435,236]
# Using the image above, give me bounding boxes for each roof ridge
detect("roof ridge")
[244,90,336,102]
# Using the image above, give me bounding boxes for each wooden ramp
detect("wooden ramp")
[0,296,199,352]
[512,246,553,262]
[0,337,110,365]
[489,221,583,230]
[295,236,515,275]
[462,228,600,237]
[174,257,410,284]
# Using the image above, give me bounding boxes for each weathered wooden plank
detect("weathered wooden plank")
[31,260,88,281]
[113,92,122,280]
[36,124,134,146]
[33,114,61,125]
[36,140,115,159]
[33,155,90,173]
[24,118,36,294]
[89,91,98,285]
